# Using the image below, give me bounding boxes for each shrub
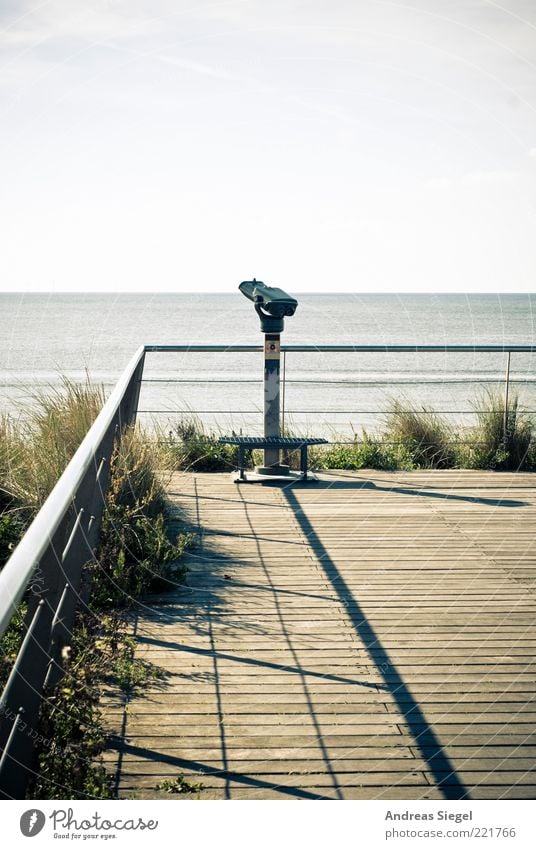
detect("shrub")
[314,429,414,471]
[90,428,194,607]
[0,510,25,569]
[0,414,23,512]
[459,390,534,470]
[31,614,115,800]
[0,601,27,690]
[0,380,192,799]
[165,417,248,472]
[384,400,456,468]
[3,378,105,517]
[30,611,168,800]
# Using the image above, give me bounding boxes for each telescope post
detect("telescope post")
[263,333,281,470]
[238,279,297,477]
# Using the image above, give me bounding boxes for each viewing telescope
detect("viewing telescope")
[239,279,298,333]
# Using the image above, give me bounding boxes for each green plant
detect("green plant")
[109,634,167,693]
[314,428,414,471]
[155,774,204,794]
[92,495,194,607]
[0,510,25,568]
[31,612,168,800]
[0,379,192,799]
[384,400,456,469]
[463,390,534,470]
[90,428,194,607]
[0,414,24,513]
[165,417,248,472]
[6,378,105,516]
[31,614,118,800]
[0,601,27,690]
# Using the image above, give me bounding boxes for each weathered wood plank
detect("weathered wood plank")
[102,469,536,800]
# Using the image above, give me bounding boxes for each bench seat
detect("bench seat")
[218,436,328,481]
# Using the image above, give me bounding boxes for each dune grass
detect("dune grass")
[383,399,457,469]
[3,379,106,518]
[163,417,250,472]
[466,390,533,470]
[0,379,192,799]
[164,392,535,473]
[91,427,194,608]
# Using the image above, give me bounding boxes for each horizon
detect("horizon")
[0,290,535,297]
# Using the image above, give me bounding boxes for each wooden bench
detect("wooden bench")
[218,436,328,481]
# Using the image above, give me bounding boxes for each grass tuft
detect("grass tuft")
[469,390,533,470]
[0,378,192,799]
[155,774,204,794]
[164,417,248,472]
[384,400,456,469]
[90,428,194,608]
[9,378,105,516]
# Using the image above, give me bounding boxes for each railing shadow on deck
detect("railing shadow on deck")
[276,478,471,800]
[109,469,522,800]
[106,737,334,800]
[116,485,432,802]
[252,476,528,508]
[111,533,386,800]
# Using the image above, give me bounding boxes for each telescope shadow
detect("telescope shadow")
[111,511,397,799]
[270,477,478,799]
[110,469,495,800]
[255,475,528,508]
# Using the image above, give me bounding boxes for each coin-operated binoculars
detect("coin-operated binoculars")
[239,279,298,474]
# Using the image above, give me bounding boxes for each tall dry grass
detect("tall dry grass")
[2,378,105,517]
[0,378,190,597]
[384,400,456,468]
[463,390,534,470]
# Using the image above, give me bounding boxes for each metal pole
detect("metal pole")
[281,350,290,467]
[281,350,286,435]
[503,350,511,441]
[263,333,281,470]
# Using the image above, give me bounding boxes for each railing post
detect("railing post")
[281,350,286,435]
[78,418,120,605]
[281,351,290,467]
[503,350,511,441]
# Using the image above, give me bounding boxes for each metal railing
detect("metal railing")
[140,345,536,437]
[0,346,145,799]
[0,341,534,798]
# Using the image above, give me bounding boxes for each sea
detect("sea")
[1,292,535,438]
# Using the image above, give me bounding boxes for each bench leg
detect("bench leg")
[301,446,308,481]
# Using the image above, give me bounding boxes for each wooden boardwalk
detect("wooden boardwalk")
[102,470,536,800]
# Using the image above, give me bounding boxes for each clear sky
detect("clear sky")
[1,0,536,293]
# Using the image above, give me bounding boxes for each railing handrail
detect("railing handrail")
[0,345,146,641]
[144,344,536,353]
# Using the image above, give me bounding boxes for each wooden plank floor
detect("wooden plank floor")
[102,469,536,800]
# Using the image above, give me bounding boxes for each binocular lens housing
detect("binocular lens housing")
[239,280,298,319]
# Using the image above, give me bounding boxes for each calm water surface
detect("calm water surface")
[1,293,535,435]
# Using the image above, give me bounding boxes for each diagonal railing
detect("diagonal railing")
[0,346,145,799]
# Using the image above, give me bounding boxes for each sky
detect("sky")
[1,0,536,293]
